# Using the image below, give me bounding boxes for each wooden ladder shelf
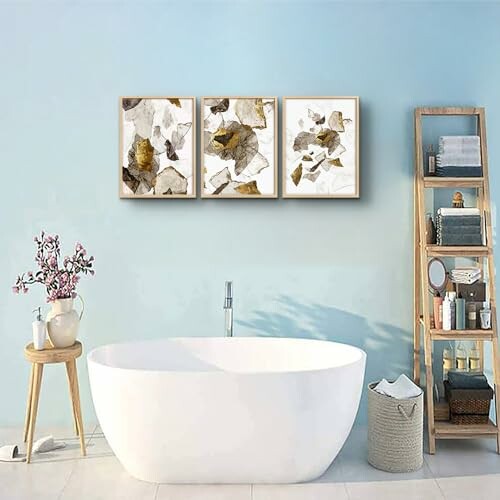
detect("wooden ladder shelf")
[413,106,500,454]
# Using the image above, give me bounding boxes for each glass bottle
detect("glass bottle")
[456,344,467,372]
[468,347,481,372]
[443,347,454,380]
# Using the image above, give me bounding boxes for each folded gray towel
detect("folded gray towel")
[448,371,489,389]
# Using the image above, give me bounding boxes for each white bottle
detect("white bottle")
[442,295,452,331]
[32,307,46,350]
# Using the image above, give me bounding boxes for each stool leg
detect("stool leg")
[66,360,86,456]
[26,363,43,463]
[23,364,35,443]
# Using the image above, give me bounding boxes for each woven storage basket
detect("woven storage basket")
[368,381,423,473]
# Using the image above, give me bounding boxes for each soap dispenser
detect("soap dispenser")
[32,307,46,350]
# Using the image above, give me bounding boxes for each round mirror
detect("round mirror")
[428,258,447,293]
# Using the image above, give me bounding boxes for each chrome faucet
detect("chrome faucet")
[224,281,233,337]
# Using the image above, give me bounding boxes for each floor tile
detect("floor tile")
[0,459,75,500]
[346,478,444,500]
[424,438,500,478]
[156,484,251,500]
[60,455,157,500]
[437,473,500,500]
[252,483,348,500]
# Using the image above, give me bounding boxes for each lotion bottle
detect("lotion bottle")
[433,292,443,329]
[456,293,466,330]
[32,307,46,350]
[442,295,452,331]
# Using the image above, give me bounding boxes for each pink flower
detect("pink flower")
[75,243,83,252]
[12,286,19,294]
[49,256,57,267]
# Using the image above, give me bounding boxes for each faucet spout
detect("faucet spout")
[224,281,233,337]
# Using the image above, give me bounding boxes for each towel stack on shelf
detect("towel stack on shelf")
[436,208,482,246]
[437,136,483,177]
[450,268,481,284]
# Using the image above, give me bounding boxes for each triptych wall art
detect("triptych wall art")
[119,96,359,199]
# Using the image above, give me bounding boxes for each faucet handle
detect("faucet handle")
[225,281,233,299]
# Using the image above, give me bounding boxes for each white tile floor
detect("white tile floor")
[1,425,500,499]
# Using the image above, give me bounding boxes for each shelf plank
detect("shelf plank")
[426,245,489,257]
[424,177,484,188]
[431,329,494,341]
[417,107,482,116]
[435,420,498,439]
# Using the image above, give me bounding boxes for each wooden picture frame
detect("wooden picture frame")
[119,96,196,199]
[282,96,360,198]
[201,96,278,199]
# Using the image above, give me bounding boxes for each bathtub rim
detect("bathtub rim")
[87,336,366,376]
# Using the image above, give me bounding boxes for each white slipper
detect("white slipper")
[32,436,66,454]
[0,445,26,462]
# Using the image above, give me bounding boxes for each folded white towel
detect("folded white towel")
[437,207,481,216]
[439,135,480,147]
[437,153,481,167]
[374,374,423,399]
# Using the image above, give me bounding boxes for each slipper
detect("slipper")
[0,445,26,462]
[32,435,66,454]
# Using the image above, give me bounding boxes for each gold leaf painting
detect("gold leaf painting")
[119,97,196,198]
[202,97,277,198]
[283,97,359,198]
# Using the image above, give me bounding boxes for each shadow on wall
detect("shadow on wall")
[237,295,412,423]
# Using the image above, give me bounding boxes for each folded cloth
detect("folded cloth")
[374,374,422,399]
[437,226,482,235]
[438,234,482,246]
[437,208,481,216]
[437,215,481,226]
[439,135,480,149]
[436,166,483,177]
[448,371,490,389]
[437,156,481,167]
[0,445,25,462]
[450,268,481,284]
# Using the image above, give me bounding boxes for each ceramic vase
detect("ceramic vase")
[46,296,84,348]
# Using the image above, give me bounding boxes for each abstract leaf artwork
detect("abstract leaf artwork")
[202,97,277,198]
[120,97,195,198]
[283,97,359,198]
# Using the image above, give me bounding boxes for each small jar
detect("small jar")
[467,302,477,329]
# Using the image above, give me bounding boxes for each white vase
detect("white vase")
[46,296,84,348]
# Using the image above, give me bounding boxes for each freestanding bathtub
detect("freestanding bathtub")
[87,337,366,483]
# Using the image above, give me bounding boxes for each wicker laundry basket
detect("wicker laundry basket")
[367,381,423,473]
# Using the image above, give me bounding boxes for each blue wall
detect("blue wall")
[1,0,499,426]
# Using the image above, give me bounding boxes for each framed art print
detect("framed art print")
[283,96,359,198]
[120,96,196,198]
[201,97,277,198]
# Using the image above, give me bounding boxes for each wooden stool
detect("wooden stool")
[24,340,86,463]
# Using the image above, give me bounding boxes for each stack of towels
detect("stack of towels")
[450,267,481,284]
[437,136,483,177]
[436,207,482,246]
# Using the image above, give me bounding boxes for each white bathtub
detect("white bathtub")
[87,337,366,484]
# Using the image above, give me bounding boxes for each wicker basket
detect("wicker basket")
[451,414,489,425]
[444,381,493,425]
[367,381,423,473]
